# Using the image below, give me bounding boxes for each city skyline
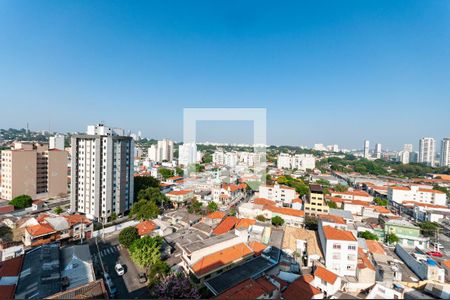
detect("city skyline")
[1,1,450,149]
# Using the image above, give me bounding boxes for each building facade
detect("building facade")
[156,139,174,162]
[0,142,67,200]
[178,143,198,167]
[440,138,450,167]
[419,137,436,166]
[70,124,134,221]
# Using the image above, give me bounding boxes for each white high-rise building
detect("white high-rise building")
[375,143,382,159]
[419,137,436,166]
[178,143,198,166]
[398,151,411,164]
[49,134,65,150]
[156,139,174,162]
[148,145,157,161]
[70,124,134,222]
[224,152,238,167]
[212,151,225,165]
[292,154,316,171]
[441,138,450,167]
[403,144,413,153]
[363,140,370,159]
[277,153,292,169]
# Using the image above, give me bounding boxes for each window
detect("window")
[348,245,356,251]
[333,243,341,250]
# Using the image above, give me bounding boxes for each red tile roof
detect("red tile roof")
[248,241,267,256]
[235,218,256,229]
[390,186,410,191]
[191,243,253,276]
[215,277,275,299]
[322,225,357,241]
[0,255,23,277]
[366,240,385,255]
[64,214,91,226]
[167,189,192,196]
[370,205,390,214]
[212,216,238,235]
[206,211,226,220]
[26,223,56,237]
[266,205,305,217]
[333,190,371,197]
[442,260,450,269]
[253,198,275,206]
[319,214,346,225]
[344,200,370,207]
[135,220,156,236]
[282,276,322,300]
[314,265,338,284]
[402,201,449,209]
[419,188,445,194]
[292,198,302,204]
[358,248,375,271]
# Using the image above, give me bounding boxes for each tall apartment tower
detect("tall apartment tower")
[70,124,134,222]
[441,138,450,167]
[363,140,370,159]
[0,141,67,200]
[403,144,413,152]
[148,145,157,161]
[178,143,198,167]
[419,137,436,166]
[156,139,174,162]
[375,143,382,159]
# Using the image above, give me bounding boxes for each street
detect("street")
[89,234,150,299]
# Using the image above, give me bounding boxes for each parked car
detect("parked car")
[426,251,443,257]
[115,263,125,276]
[138,272,147,284]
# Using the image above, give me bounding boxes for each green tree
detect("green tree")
[419,221,439,237]
[386,233,399,245]
[159,168,174,180]
[130,199,160,220]
[304,215,318,230]
[134,176,160,200]
[207,201,218,213]
[175,167,184,176]
[137,187,168,207]
[360,231,379,241]
[374,197,388,207]
[256,215,266,222]
[229,207,236,216]
[9,195,32,209]
[53,206,63,214]
[109,212,118,222]
[271,216,285,227]
[327,201,338,209]
[333,184,348,192]
[147,260,171,287]
[188,198,203,215]
[130,236,163,269]
[119,226,139,248]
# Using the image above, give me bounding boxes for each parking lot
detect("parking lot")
[89,235,149,298]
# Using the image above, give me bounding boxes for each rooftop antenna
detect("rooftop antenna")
[26,122,29,133]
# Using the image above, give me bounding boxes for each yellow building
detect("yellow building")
[304,184,329,216]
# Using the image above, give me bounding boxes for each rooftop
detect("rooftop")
[314,265,338,284]
[192,243,253,277]
[282,275,322,300]
[215,277,276,299]
[212,216,238,235]
[135,220,157,236]
[183,232,236,254]
[322,225,357,242]
[319,214,346,225]
[205,256,276,295]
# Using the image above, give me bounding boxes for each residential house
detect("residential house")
[258,183,298,207]
[166,189,194,208]
[382,218,428,249]
[215,276,278,299]
[312,265,341,297]
[388,185,447,206]
[331,190,373,202]
[318,225,358,277]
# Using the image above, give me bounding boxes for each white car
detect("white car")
[431,242,444,250]
[115,263,125,276]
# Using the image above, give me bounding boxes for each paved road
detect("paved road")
[89,235,149,299]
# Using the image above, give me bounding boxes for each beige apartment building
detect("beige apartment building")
[0,141,68,200]
[304,184,329,216]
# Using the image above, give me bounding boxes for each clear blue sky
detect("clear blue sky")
[0,1,449,150]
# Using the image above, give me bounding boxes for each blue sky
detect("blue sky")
[0,1,449,150]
